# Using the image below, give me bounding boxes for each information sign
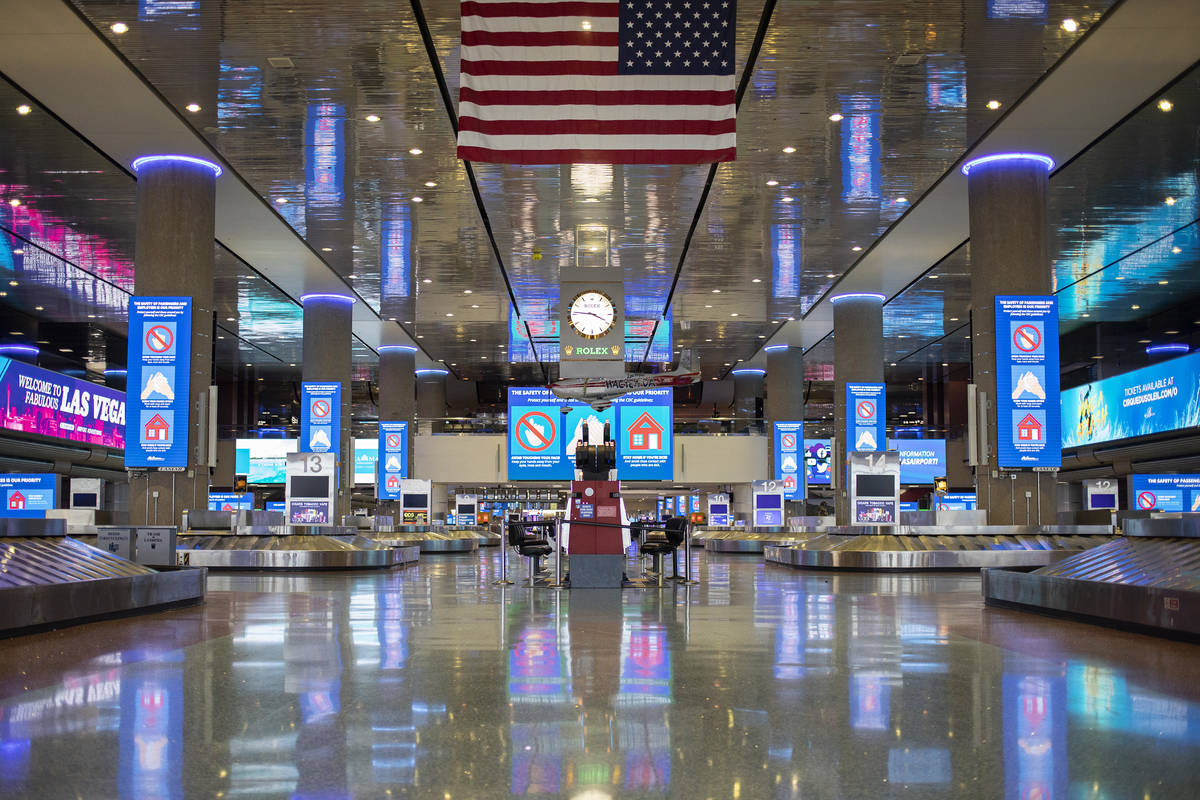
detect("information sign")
[285,451,336,525]
[126,297,192,468]
[1129,475,1200,512]
[1062,350,1200,449]
[848,451,900,525]
[208,492,253,511]
[889,439,947,485]
[751,479,786,526]
[846,383,886,453]
[994,296,1060,469]
[707,492,730,526]
[0,355,125,448]
[377,421,409,500]
[933,493,977,511]
[804,438,832,485]
[773,421,805,500]
[0,473,57,518]
[507,387,672,480]
[301,382,341,455]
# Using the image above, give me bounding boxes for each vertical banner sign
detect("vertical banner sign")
[995,296,1060,469]
[301,382,341,455]
[377,421,409,500]
[773,421,805,500]
[846,383,886,452]
[126,297,192,468]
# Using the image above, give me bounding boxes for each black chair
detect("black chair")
[507,518,553,585]
[663,516,689,579]
[640,528,674,587]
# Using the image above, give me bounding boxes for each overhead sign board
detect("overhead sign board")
[0,473,57,518]
[889,438,947,485]
[1129,475,1200,512]
[0,355,126,449]
[377,421,409,501]
[848,451,900,525]
[708,492,730,526]
[1062,350,1200,449]
[506,387,672,480]
[301,382,341,455]
[751,480,786,526]
[805,438,832,485]
[286,451,336,525]
[994,296,1060,469]
[126,296,192,468]
[773,421,805,499]
[846,383,886,453]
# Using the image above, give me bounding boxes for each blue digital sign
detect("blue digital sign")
[377,421,410,500]
[301,382,341,454]
[889,439,947,485]
[126,297,192,469]
[265,501,286,513]
[1130,475,1200,512]
[935,493,977,511]
[805,438,832,485]
[846,383,886,453]
[1062,350,1200,449]
[507,387,672,480]
[305,103,344,208]
[208,492,253,511]
[995,296,1060,469]
[773,421,804,499]
[0,473,57,518]
[840,95,881,205]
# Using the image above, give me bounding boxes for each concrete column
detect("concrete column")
[378,345,417,477]
[130,155,217,527]
[965,152,1056,524]
[302,293,354,520]
[730,368,764,432]
[416,368,448,434]
[832,293,885,524]
[765,344,805,484]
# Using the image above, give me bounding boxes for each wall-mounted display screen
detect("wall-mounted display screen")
[756,494,782,510]
[291,475,330,497]
[236,438,298,484]
[0,355,126,449]
[889,438,947,485]
[856,474,896,496]
[507,387,672,480]
[805,439,832,485]
[1062,351,1200,449]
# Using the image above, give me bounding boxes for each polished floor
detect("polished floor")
[1,551,1199,799]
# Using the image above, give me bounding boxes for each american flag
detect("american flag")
[457,0,737,165]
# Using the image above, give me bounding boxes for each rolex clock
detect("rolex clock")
[567,290,616,339]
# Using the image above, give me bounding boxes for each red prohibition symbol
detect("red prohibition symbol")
[856,400,875,420]
[1013,324,1041,353]
[516,411,555,451]
[312,399,331,419]
[1136,491,1157,510]
[146,325,173,353]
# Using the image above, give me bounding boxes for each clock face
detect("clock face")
[568,291,616,339]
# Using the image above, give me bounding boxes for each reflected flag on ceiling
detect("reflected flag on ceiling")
[457,0,737,165]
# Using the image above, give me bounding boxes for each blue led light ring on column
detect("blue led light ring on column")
[131,154,224,178]
[960,152,1055,177]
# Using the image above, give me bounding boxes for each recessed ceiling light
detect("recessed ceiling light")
[766,179,778,186]
[758,335,766,339]
[929,274,939,279]
[422,278,432,284]
[275,197,287,204]
[986,99,1002,110]
[751,278,761,283]
[825,273,836,279]
[185,103,201,113]
[463,289,472,294]
[1164,196,1176,205]
[481,355,487,359]
[409,148,423,155]
[110,21,128,34]
[705,338,713,342]
[787,316,795,321]
[1158,98,1173,112]
[829,113,843,122]
[8,199,20,207]
[1060,18,1078,32]
[87,314,96,319]
[781,196,794,203]
[226,317,235,322]
[1159,280,1169,285]
[365,114,380,122]
[445,312,454,317]
[12,249,23,255]
[59,348,72,353]
[1115,276,1125,280]
[425,181,437,188]
[1081,312,1089,317]
[782,146,795,154]
[412,196,423,203]
[730,312,738,317]
[7,280,17,286]
[851,245,862,252]
[1165,329,1180,335]
[417,334,424,338]
[1138,339,1152,344]
[16,104,31,116]
[896,197,908,204]
[321,246,332,252]
[771,320,780,324]
[1171,246,1182,254]
[1091,355,1104,359]
[1131,304,1141,310]
[471,304,479,308]
[34,305,43,311]
[711,289,721,293]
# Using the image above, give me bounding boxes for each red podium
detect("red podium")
[567,480,623,555]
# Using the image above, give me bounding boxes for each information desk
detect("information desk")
[765,525,1114,570]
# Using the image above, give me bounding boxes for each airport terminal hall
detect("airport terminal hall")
[5,0,1200,797]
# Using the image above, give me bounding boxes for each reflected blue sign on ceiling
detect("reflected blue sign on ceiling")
[1062,350,1200,449]
[381,206,412,300]
[772,223,801,299]
[305,103,344,208]
[988,0,1047,18]
[925,61,966,110]
[840,94,880,205]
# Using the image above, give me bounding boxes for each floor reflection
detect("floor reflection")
[0,554,1197,798]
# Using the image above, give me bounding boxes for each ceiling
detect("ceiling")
[0,0,1197,415]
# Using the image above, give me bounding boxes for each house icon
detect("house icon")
[145,413,171,442]
[628,412,664,451]
[8,491,25,510]
[1017,413,1043,442]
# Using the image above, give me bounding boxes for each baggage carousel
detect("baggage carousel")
[984,514,1200,637]
[765,525,1115,570]
[368,525,483,553]
[696,528,822,553]
[173,533,416,569]
[0,526,206,635]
